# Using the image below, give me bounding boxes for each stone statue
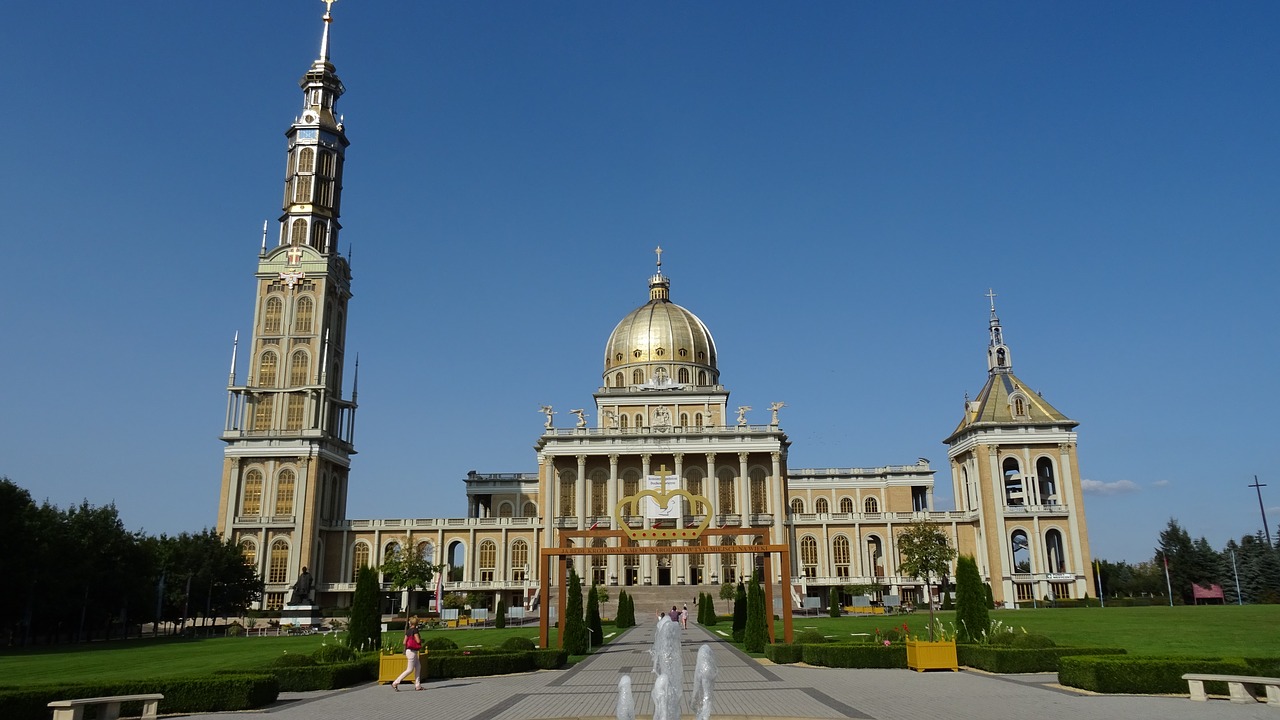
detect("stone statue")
[652,405,671,430]
[769,401,786,426]
[570,408,587,428]
[288,566,314,605]
[603,409,619,429]
[540,405,555,429]
[736,406,751,426]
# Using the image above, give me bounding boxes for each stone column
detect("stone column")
[576,455,588,528]
[737,453,750,524]
[608,454,620,584]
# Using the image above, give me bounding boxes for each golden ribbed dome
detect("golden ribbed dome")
[602,264,718,389]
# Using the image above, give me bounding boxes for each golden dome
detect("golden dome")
[602,260,718,390]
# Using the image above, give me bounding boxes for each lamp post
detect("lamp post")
[1249,476,1272,548]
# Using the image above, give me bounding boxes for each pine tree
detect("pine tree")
[731,582,747,642]
[346,565,381,652]
[954,555,988,642]
[744,572,767,652]
[586,581,604,646]
[828,587,841,617]
[495,598,507,629]
[563,566,590,654]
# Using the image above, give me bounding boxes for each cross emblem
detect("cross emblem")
[322,0,338,14]
[279,271,305,289]
[287,246,304,266]
[986,288,998,311]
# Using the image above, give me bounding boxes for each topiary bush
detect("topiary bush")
[959,646,1125,673]
[500,636,537,652]
[794,629,830,644]
[764,643,805,664]
[424,636,458,651]
[0,674,280,720]
[312,643,358,664]
[272,652,317,667]
[1059,655,1251,695]
[803,643,906,669]
[1009,633,1056,649]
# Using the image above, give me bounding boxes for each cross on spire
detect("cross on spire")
[322,0,338,15]
[655,246,663,271]
[986,288,998,312]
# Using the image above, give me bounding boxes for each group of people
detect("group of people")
[658,604,689,629]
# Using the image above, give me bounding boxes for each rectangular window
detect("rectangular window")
[286,394,305,431]
[265,592,285,610]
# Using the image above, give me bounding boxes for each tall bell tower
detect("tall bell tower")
[215,3,357,610]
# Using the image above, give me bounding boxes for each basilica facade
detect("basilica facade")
[215,9,1094,614]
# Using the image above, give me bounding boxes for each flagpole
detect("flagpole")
[1094,559,1104,608]
[1162,552,1173,607]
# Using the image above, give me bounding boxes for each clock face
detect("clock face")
[298,129,319,142]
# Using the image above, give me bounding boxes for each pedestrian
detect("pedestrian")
[392,615,424,691]
[680,604,688,629]
[668,605,680,622]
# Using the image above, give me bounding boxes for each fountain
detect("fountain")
[613,616,717,720]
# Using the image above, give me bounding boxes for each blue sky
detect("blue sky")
[2,1,1276,564]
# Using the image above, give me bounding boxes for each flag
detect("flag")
[588,520,599,531]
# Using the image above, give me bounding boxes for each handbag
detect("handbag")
[406,633,421,650]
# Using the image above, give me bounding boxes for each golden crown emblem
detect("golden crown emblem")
[614,486,712,540]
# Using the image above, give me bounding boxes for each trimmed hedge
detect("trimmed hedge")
[272,658,376,691]
[802,643,906,669]
[764,643,805,664]
[0,674,279,720]
[1059,655,1252,695]
[958,645,1126,673]
[422,649,567,678]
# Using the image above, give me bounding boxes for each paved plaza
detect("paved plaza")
[183,621,1277,720]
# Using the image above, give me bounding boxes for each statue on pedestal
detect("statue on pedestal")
[288,567,314,606]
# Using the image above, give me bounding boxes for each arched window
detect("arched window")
[351,543,370,582]
[790,498,804,515]
[298,147,315,173]
[695,413,703,428]
[242,470,263,516]
[274,469,295,516]
[286,393,305,430]
[263,297,283,334]
[864,496,879,513]
[800,536,818,578]
[1010,530,1031,573]
[679,413,689,427]
[634,413,643,428]
[558,470,575,516]
[309,221,326,249]
[511,539,529,581]
[289,351,309,387]
[241,539,258,569]
[678,368,690,383]
[384,541,401,564]
[478,540,497,581]
[717,469,736,515]
[290,219,307,246]
[1045,529,1067,573]
[258,351,278,387]
[1003,457,1025,506]
[1037,457,1059,504]
[749,468,767,514]
[632,369,644,385]
[294,296,314,334]
[866,535,884,577]
[698,371,707,385]
[1014,397,1025,416]
[522,502,537,517]
[622,472,639,515]
[497,502,514,518]
[268,538,289,583]
[687,472,705,514]
[591,471,608,516]
[839,497,854,514]
[416,541,434,563]
[620,414,629,429]
[615,372,624,387]
[832,535,851,578]
[815,498,829,514]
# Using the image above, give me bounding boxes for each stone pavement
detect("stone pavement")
[181,621,1277,720]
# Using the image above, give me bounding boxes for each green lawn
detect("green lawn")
[3,606,1276,688]
[0,625,555,687]
[786,605,1280,656]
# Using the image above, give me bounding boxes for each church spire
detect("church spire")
[648,246,671,302]
[986,288,1011,374]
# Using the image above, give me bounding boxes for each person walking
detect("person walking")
[392,616,425,691]
[680,604,688,629]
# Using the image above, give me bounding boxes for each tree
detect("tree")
[719,581,738,615]
[379,546,438,620]
[828,587,841,617]
[896,520,957,640]
[562,566,589,655]
[731,582,747,642]
[347,565,381,652]
[586,582,603,646]
[954,555,989,642]
[743,571,767,652]
[495,598,507,629]
[1156,518,1195,604]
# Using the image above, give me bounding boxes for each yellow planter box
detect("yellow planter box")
[905,639,958,672]
[378,650,429,684]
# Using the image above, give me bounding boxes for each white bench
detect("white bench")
[1183,673,1280,706]
[48,693,163,720]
